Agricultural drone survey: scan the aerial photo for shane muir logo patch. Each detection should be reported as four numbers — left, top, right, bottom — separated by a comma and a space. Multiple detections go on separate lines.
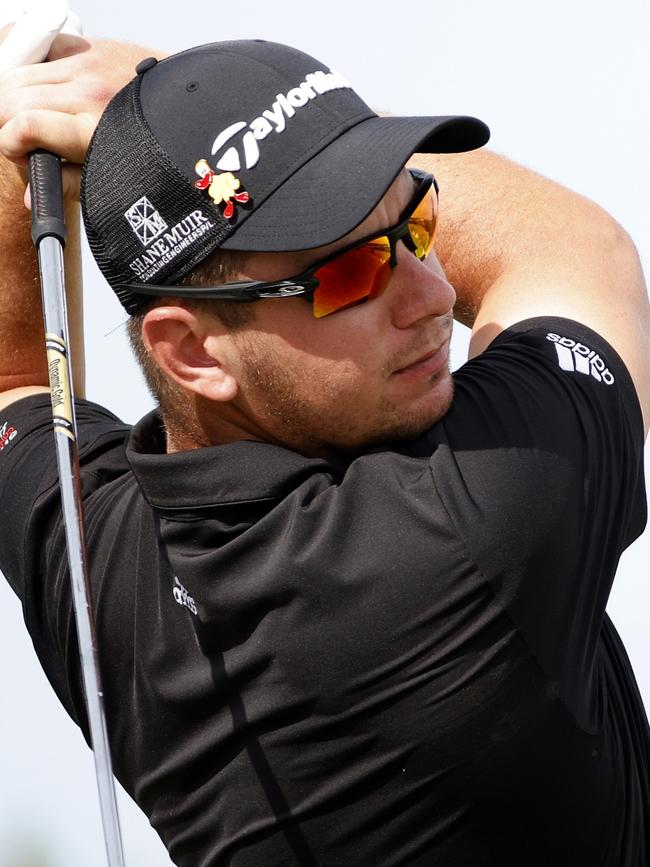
124, 196, 169, 247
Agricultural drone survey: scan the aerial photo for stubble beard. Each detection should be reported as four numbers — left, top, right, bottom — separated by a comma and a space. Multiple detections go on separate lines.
236, 337, 455, 457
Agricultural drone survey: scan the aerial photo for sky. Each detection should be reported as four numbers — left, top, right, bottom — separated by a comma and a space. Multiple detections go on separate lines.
0, 0, 648, 864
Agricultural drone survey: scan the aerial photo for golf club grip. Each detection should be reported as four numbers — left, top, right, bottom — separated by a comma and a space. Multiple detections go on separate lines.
29, 150, 67, 248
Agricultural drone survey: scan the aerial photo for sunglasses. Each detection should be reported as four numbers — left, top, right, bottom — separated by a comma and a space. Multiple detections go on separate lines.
122, 169, 438, 319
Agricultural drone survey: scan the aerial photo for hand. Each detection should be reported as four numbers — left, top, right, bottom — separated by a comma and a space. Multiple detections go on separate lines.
0, 28, 164, 199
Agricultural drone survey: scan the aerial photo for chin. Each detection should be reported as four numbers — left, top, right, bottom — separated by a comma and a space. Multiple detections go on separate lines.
395, 371, 454, 435
348, 375, 456, 452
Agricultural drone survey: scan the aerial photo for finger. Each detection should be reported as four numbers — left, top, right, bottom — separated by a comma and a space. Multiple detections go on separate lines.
0, 62, 118, 129
0, 108, 94, 164
0, 82, 78, 127
0, 38, 161, 94
0, 44, 146, 119
0, 42, 95, 92
0, 50, 87, 88
62, 161, 80, 200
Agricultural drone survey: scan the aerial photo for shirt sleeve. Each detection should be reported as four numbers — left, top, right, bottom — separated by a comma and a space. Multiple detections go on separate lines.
0, 395, 132, 724
420, 316, 647, 722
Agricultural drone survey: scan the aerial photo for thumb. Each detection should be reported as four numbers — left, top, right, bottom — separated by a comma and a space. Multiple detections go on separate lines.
0, 109, 94, 165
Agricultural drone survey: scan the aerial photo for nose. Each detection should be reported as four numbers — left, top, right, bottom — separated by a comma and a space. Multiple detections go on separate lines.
386, 242, 456, 329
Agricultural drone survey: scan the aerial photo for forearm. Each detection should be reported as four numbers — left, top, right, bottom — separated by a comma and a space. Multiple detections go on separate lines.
411, 147, 650, 432
0, 34, 166, 408
410, 148, 641, 325
0, 154, 83, 397
409, 149, 513, 326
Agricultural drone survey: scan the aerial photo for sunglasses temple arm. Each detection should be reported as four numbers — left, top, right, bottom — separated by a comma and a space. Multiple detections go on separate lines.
118, 278, 320, 302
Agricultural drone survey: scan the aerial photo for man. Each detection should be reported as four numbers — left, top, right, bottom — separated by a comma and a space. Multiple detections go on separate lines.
0, 31, 648, 867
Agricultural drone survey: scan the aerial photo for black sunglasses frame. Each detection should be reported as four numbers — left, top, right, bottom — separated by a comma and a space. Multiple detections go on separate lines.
119, 168, 438, 310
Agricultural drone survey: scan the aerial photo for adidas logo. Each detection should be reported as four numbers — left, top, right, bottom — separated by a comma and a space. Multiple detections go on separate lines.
173, 576, 198, 616
546, 333, 615, 385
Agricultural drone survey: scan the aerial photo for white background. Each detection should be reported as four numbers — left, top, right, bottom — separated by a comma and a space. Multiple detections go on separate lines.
0, 0, 648, 864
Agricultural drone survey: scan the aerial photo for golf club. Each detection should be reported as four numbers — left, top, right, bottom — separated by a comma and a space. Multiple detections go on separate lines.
0, 5, 126, 865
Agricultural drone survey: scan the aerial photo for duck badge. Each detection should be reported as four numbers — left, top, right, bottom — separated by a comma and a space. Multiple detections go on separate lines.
194, 159, 251, 220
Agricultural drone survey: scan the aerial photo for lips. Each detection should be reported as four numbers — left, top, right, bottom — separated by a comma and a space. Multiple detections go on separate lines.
393, 340, 450, 378
400, 349, 437, 371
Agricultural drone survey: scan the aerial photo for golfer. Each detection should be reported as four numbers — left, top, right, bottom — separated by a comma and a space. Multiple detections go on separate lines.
0, 31, 648, 867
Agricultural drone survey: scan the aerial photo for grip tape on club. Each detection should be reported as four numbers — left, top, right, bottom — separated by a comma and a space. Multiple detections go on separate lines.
29, 150, 67, 247
46, 333, 74, 439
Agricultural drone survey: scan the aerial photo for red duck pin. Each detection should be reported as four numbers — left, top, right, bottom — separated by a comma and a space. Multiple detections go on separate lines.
194, 159, 250, 220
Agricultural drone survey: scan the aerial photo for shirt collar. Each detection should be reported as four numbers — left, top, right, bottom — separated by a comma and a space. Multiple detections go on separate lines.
126, 410, 348, 513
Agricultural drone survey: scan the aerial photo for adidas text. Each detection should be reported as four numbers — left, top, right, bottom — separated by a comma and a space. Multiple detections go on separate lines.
546, 333, 615, 384
173, 576, 198, 616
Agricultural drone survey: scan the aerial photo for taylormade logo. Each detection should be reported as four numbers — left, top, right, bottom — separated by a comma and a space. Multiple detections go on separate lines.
546, 332, 615, 385
211, 69, 351, 172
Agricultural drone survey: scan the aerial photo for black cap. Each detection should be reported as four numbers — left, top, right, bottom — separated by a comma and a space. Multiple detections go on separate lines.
81, 40, 489, 314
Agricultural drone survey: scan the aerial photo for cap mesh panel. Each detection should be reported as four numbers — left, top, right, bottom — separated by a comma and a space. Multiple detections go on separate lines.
81, 75, 233, 314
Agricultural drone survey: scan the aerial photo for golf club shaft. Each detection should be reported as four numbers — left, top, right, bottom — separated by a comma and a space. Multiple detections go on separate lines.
30, 150, 125, 867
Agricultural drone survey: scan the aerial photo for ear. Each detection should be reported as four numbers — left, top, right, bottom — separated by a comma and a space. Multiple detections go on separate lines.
141, 305, 238, 402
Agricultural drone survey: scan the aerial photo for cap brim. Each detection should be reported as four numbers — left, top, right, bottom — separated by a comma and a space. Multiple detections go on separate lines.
220, 115, 489, 252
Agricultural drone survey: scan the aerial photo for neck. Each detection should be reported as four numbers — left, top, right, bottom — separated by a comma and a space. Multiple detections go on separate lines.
162, 394, 277, 454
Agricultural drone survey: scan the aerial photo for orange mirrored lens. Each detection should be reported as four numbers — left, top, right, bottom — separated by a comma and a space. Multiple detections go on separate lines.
408, 192, 437, 259
313, 240, 392, 318
311, 187, 437, 318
